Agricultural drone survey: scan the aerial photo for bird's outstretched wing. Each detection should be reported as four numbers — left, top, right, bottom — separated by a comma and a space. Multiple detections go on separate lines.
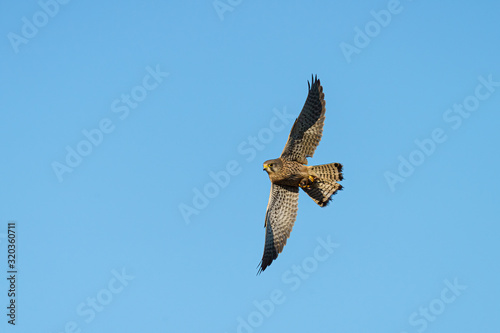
280, 75, 326, 164
258, 183, 299, 273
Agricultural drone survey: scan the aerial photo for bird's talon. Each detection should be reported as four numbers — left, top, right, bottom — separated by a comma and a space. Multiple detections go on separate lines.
299, 177, 315, 189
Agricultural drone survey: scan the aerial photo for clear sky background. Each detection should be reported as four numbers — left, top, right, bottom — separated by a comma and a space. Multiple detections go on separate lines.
1, 1, 500, 332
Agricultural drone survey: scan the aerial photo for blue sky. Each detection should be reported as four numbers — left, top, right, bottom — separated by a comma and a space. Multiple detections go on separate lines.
1, 1, 500, 332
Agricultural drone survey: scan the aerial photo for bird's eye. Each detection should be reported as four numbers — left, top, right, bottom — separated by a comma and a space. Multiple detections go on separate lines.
269, 164, 273, 167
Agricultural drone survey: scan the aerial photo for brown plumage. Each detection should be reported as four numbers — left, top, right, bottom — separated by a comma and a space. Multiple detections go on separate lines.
258, 75, 343, 274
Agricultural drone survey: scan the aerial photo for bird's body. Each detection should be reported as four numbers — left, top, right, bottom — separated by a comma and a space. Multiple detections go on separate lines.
263, 158, 309, 187
258, 75, 343, 273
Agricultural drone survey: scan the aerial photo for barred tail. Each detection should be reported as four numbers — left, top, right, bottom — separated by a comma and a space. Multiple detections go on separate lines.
310, 163, 343, 181
303, 163, 343, 207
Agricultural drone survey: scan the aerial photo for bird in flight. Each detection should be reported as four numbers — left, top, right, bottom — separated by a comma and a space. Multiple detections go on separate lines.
258, 75, 343, 273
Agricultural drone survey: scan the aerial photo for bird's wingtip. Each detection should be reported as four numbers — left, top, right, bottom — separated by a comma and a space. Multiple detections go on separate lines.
308, 74, 320, 90
256, 261, 265, 275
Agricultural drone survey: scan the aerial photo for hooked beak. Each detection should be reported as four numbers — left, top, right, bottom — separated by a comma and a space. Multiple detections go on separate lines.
263, 164, 269, 171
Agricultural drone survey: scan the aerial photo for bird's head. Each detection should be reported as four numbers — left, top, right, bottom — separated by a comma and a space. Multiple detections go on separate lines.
263, 159, 281, 174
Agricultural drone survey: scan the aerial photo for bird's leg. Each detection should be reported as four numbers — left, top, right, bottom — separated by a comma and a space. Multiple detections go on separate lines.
299, 175, 316, 188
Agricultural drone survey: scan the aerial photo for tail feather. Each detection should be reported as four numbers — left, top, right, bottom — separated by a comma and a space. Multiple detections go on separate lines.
310, 163, 343, 181
302, 180, 342, 207
303, 163, 343, 207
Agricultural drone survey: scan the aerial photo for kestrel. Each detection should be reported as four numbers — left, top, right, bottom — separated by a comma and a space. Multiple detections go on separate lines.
258, 75, 343, 273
